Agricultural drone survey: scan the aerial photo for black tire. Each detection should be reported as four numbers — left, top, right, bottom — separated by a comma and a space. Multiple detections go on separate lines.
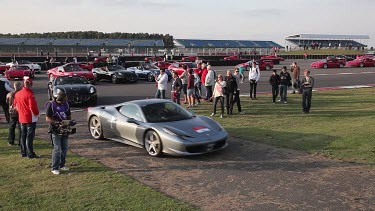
147, 73, 154, 82
89, 116, 104, 140
323, 64, 328, 69
339, 63, 344, 68
93, 72, 100, 81
111, 74, 118, 84
359, 63, 364, 68
144, 130, 163, 157
265, 65, 271, 70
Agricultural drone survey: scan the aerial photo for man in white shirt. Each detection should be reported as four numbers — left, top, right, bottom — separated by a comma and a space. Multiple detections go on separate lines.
155, 69, 168, 99
248, 62, 260, 100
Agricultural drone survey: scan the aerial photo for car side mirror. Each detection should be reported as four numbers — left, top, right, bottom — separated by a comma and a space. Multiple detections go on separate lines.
127, 118, 139, 125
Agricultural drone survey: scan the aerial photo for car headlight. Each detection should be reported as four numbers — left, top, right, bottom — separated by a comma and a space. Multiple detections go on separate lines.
163, 128, 192, 140
89, 87, 96, 94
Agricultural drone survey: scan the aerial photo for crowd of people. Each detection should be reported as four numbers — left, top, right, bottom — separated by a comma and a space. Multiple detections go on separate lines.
156, 61, 315, 115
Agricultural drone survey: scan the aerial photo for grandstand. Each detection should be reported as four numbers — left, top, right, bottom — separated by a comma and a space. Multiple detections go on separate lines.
174, 39, 282, 55
285, 34, 369, 49
0, 38, 165, 56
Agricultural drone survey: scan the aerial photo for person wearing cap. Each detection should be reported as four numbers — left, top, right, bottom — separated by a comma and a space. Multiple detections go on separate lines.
13, 78, 40, 158
6, 81, 22, 145
45, 89, 73, 175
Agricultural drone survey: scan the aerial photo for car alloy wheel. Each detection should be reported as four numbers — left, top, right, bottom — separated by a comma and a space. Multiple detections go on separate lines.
339, 63, 344, 68
147, 73, 154, 82
111, 74, 118, 84
89, 116, 104, 140
144, 130, 162, 157
360, 63, 364, 67
323, 64, 328, 69
265, 65, 270, 70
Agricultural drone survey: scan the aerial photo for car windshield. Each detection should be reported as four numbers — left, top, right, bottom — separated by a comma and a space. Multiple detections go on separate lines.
64, 64, 84, 72
185, 63, 197, 68
12, 66, 28, 70
18, 60, 32, 64
142, 102, 193, 123
55, 76, 89, 85
108, 65, 124, 71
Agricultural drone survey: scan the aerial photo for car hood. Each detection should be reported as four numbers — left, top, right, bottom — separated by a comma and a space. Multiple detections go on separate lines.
55, 84, 93, 95
152, 116, 224, 139
111, 69, 137, 74
65, 71, 94, 78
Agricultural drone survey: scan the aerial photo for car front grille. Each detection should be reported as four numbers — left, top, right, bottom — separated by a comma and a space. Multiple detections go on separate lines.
67, 95, 90, 103
186, 139, 226, 153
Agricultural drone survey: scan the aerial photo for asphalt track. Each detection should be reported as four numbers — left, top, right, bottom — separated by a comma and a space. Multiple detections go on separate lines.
1, 59, 375, 210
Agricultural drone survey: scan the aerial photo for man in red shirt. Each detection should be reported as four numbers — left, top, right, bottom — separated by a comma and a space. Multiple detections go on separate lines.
13, 78, 40, 158
200, 63, 208, 100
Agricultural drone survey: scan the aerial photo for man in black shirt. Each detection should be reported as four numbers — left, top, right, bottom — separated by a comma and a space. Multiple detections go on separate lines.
301, 69, 315, 113
279, 66, 291, 104
269, 69, 281, 104
225, 70, 237, 115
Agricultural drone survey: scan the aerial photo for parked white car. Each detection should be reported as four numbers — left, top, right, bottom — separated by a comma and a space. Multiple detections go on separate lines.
6, 60, 41, 73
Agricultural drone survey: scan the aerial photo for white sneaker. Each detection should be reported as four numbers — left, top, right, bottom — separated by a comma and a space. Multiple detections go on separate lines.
278, 99, 281, 102
51, 170, 60, 175
211, 113, 215, 116
220, 114, 223, 118
284, 101, 287, 104
60, 166, 69, 171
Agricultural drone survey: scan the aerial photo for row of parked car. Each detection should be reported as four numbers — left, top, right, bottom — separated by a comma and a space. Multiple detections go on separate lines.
311, 55, 375, 69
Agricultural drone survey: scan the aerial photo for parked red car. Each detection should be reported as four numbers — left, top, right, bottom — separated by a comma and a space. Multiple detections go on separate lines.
310, 58, 346, 68
261, 55, 285, 61
182, 56, 198, 62
77, 62, 94, 71
0, 62, 10, 74
5, 65, 35, 80
94, 57, 108, 63
145, 57, 163, 62
168, 62, 198, 75
224, 55, 240, 61
153, 61, 171, 70
47, 63, 96, 83
346, 58, 375, 67
235, 59, 273, 71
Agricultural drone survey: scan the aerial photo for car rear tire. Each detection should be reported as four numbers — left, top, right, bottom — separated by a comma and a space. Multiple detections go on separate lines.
144, 130, 162, 157
323, 64, 328, 69
111, 75, 118, 84
339, 63, 344, 68
359, 63, 364, 67
89, 116, 104, 140
147, 73, 154, 82
265, 65, 271, 70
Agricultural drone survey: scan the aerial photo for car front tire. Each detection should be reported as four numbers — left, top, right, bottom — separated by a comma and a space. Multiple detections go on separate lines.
89, 116, 104, 140
147, 73, 154, 82
265, 65, 271, 70
339, 63, 344, 68
323, 64, 328, 69
144, 130, 162, 157
111, 75, 118, 84
359, 63, 364, 67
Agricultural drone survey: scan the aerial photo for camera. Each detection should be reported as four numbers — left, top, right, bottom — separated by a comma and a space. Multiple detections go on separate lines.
49, 120, 77, 135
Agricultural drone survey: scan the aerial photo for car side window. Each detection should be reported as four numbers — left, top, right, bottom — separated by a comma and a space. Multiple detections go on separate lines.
119, 104, 143, 122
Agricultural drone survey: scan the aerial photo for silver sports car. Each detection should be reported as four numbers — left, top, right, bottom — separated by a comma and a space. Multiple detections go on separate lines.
87, 99, 228, 156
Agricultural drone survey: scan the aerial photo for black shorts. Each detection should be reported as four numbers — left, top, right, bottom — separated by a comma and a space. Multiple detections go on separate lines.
182, 84, 187, 95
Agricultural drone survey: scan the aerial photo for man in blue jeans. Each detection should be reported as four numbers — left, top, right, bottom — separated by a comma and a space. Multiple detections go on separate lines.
45, 90, 75, 175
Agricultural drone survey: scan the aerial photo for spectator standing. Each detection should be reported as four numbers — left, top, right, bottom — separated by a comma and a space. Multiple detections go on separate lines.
238, 66, 245, 83
171, 72, 182, 105
248, 62, 260, 100
155, 69, 168, 99
211, 74, 226, 118
179, 65, 188, 104
193, 71, 201, 105
64, 56, 69, 64
45, 56, 50, 70
194, 63, 203, 96
279, 66, 291, 104
186, 69, 195, 108
301, 69, 315, 113
13, 78, 40, 158
200, 63, 208, 99
233, 69, 244, 114
269, 69, 281, 104
6, 81, 22, 145
73, 56, 78, 63
225, 70, 237, 115
45, 90, 74, 175
204, 65, 215, 102
0, 78, 14, 123
290, 62, 301, 94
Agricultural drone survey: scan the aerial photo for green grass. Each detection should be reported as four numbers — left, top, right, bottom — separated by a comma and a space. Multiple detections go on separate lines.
0, 133, 196, 211
279, 49, 363, 55
193, 88, 375, 163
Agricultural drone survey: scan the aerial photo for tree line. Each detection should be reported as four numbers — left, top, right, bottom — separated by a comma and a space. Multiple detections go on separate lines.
0, 31, 174, 47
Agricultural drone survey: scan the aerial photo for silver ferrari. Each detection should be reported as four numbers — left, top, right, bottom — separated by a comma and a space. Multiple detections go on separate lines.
87, 99, 228, 156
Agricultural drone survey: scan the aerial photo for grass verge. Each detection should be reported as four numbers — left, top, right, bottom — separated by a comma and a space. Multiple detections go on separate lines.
193, 88, 375, 163
0, 130, 196, 211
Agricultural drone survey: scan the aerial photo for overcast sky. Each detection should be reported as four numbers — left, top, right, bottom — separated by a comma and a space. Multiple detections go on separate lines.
0, 0, 373, 47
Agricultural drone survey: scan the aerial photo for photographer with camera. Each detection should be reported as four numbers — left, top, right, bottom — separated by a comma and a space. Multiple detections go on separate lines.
45, 89, 76, 175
